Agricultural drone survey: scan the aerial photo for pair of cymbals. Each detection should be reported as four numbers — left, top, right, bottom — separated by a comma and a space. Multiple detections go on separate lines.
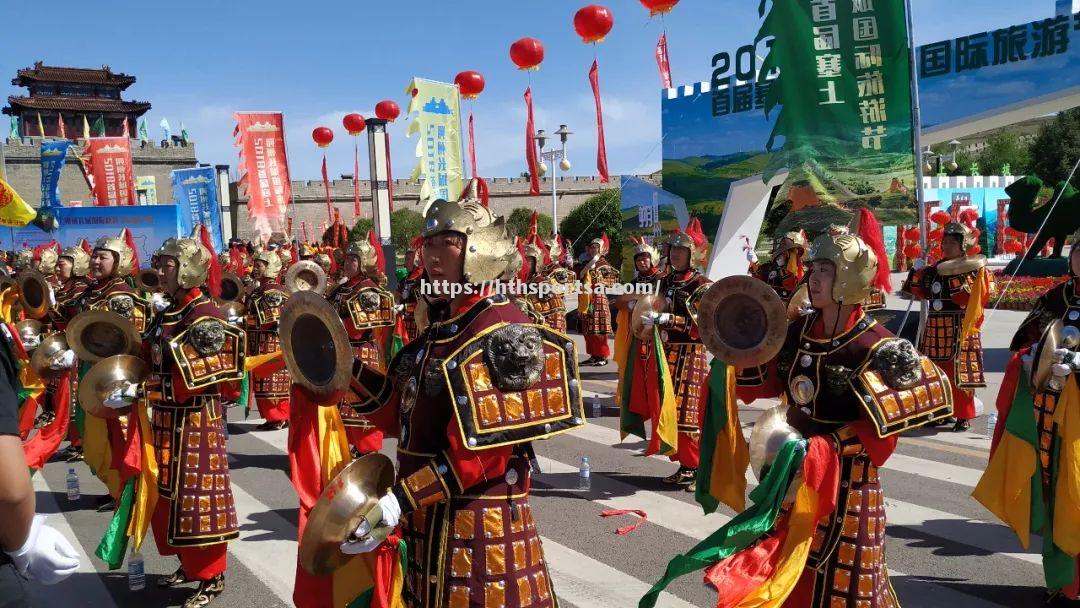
29, 333, 70, 381
65, 310, 141, 363
78, 355, 150, 419
284, 261, 328, 294
697, 275, 788, 369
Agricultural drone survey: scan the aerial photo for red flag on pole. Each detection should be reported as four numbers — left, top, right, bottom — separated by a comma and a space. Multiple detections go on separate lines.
353, 142, 361, 221
57, 113, 66, 139
524, 87, 540, 196
589, 60, 610, 184
321, 155, 333, 223
655, 32, 672, 89
122, 118, 130, 138
468, 112, 478, 179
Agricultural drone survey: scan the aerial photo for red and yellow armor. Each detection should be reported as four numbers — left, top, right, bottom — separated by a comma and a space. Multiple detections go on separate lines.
576, 258, 619, 337
244, 281, 290, 399
75, 277, 152, 333
397, 268, 424, 342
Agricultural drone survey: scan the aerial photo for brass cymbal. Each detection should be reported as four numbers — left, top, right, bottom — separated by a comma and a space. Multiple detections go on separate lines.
1032, 319, 1063, 393
786, 283, 810, 321
65, 310, 141, 363
279, 291, 351, 402
17, 270, 54, 320
629, 294, 666, 340
14, 319, 43, 344
299, 453, 396, 575
30, 333, 70, 380
219, 301, 246, 320
697, 275, 787, 368
135, 268, 161, 293
218, 272, 246, 303
934, 255, 987, 277
77, 354, 149, 419
284, 261, 328, 294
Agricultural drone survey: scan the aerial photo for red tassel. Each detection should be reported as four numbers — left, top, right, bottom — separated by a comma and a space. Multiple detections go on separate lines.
524, 87, 540, 197
476, 177, 490, 207
199, 225, 222, 299
121, 228, 139, 274
599, 509, 648, 535
527, 211, 539, 242
290, 242, 299, 265
600, 232, 610, 256
301, 222, 309, 244
854, 208, 891, 292
533, 234, 551, 267
368, 230, 385, 275
589, 60, 610, 183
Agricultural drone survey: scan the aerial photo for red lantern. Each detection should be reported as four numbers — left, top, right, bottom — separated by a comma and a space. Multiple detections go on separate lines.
639, 0, 679, 15
903, 227, 921, 241
574, 5, 615, 43
929, 228, 944, 241
930, 245, 943, 259
1004, 240, 1024, 254
959, 208, 978, 223
455, 71, 486, 100
510, 37, 545, 70
375, 100, 400, 122
312, 126, 334, 148
903, 244, 922, 259
342, 113, 366, 136
930, 210, 951, 225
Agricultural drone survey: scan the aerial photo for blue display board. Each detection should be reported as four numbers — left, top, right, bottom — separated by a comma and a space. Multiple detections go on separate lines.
7, 205, 182, 263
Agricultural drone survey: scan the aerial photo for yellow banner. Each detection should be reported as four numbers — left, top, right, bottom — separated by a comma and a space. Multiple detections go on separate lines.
0, 177, 38, 227
405, 78, 464, 208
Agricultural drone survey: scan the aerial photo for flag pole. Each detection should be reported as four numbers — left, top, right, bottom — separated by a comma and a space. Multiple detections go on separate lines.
901, 0, 928, 342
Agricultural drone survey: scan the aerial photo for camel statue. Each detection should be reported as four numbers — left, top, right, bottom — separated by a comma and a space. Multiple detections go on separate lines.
1003, 175, 1080, 260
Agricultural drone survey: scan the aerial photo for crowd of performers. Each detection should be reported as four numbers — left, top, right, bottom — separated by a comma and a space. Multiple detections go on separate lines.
3, 185, 1079, 607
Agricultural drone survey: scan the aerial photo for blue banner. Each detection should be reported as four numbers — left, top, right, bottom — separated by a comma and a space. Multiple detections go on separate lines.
39, 140, 70, 209
9, 205, 182, 263
171, 167, 223, 252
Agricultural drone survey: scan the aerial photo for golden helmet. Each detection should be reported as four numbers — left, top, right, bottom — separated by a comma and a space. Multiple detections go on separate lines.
313, 252, 333, 273
13, 249, 33, 272
421, 198, 517, 285
277, 248, 293, 270
36, 246, 59, 275
547, 235, 563, 264
60, 245, 90, 278
943, 222, 977, 249
523, 241, 544, 265
217, 252, 231, 267
589, 234, 610, 256
94, 232, 136, 277
253, 250, 283, 279
630, 236, 660, 267
156, 230, 214, 290
776, 231, 808, 255
806, 233, 878, 304
345, 239, 381, 278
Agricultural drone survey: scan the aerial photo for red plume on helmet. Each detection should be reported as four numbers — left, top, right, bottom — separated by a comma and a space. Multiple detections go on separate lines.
686, 218, 707, 249
199, 225, 222, 299
535, 235, 552, 267
515, 237, 530, 283
367, 230, 385, 275
121, 228, 140, 274
600, 232, 610, 256
80, 239, 92, 255
526, 211, 539, 242
32, 240, 59, 263
408, 235, 425, 269
853, 208, 891, 293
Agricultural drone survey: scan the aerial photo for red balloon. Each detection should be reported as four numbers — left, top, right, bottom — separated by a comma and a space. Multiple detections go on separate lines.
639, 0, 679, 16
312, 126, 334, 148
574, 5, 614, 44
903, 227, 921, 241
510, 37, 545, 70
455, 71, 486, 100
375, 100, 400, 122
930, 210, 951, 225
342, 113, 366, 136
903, 244, 922, 259
929, 228, 945, 241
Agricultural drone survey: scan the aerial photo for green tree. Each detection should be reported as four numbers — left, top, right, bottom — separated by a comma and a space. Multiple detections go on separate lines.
558, 189, 623, 269
1030, 108, 1080, 189
975, 131, 1032, 176
507, 208, 553, 239
346, 208, 424, 254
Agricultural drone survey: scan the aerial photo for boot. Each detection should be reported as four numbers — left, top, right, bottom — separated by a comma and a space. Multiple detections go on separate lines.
183, 574, 225, 608
157, 566, 190, 588
952, 419, 971, 432
662, 467, 694, 485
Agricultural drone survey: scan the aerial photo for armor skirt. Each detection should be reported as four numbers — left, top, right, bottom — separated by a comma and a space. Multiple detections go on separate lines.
248, 328, 290, 398
665, 342, 707, 432
339, 341, 384, 429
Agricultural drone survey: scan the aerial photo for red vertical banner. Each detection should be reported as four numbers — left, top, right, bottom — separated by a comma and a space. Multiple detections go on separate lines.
589, 60, 610, 184
86, 137, 136, 206
655, 32, 672, 89
353, 142, 361, 221
234, 112, 293, 241
468, 112, 478, 179
524, 87, 540, 196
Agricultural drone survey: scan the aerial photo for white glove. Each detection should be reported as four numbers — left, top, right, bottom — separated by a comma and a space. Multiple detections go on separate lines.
746, 250, 759, 264
393, 304, 405, 313
48, 289, 56, 307
339, 493, 402, 555
642, 312, 672, 328
1051, 363, 1073, 378
5, 515, 80, 585
20, 333, 41, 350
226, 314, 244, 325
150, 292, 170, 313
1021, 352, 1035, 375
49, 349, 76, 371
1055, 348, 1080, 370
103, 382, 138, 409
913, 258, 926, 271
627, 300, 636, 311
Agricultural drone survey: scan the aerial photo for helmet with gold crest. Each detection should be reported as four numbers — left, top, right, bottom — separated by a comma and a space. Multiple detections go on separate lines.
806, 209, 890, 305
942, 221, 978, 250
345, 231, 385, 279
629, 235, 660, 268
60, 242, 91, 278
155, 226, 220, 292
421, 184, 517, 285
94, 229, 138, 277
665, 218, 709, 269
33, 242, 60, 275
253, 249, 284, 280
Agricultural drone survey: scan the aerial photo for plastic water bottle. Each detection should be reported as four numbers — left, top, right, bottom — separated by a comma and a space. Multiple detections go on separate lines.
578, 457, 591, 491
591, 401, 601, 418
128, 550, 145, 591
66, 468, 80, 501
987, 411, 998, 438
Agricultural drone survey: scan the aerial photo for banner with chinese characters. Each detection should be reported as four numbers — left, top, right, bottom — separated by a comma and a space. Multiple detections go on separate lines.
234, 112, 292, 241
11, 205, 181, 262
135, 176, 157, 205
171, 167, 224, 251
405, 78, 464, 205
86, 137, 136, 207
39, 140, 70, 209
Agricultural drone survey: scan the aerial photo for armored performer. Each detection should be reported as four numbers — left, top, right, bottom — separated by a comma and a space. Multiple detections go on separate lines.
127, 230, 244, 608
532, 235, 573, 334
640, 225, 711, 491
736, 229, 953, 607
976, 238, 1080, 607
342, 196, 583, 607
397, 236, 425, 343
520, 237, 564, 330
244, 250, 291, 430
326, 232, 396, 456
576, 234, 620, 366
902, 221, 993, 431
750, 230, 807, 303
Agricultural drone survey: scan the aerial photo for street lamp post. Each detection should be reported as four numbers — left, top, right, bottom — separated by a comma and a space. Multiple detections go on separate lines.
534, 125, 572, 228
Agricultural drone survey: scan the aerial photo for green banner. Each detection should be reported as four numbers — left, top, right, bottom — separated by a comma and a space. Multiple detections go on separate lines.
755, 0, 917, 230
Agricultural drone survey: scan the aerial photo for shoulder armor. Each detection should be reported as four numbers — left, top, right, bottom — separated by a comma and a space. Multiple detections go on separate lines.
853, 338, 953, 437
108, 294, 134, 316
167, 316, 245, 389
445, 323, 584, 450
253, 289, 288, 325
345, 286, 396, 329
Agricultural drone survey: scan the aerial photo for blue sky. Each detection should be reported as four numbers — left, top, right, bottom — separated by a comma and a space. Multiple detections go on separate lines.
2, 0, 1057, 182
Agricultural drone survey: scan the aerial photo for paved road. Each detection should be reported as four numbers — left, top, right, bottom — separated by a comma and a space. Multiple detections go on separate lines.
26, 289, 1048, 608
